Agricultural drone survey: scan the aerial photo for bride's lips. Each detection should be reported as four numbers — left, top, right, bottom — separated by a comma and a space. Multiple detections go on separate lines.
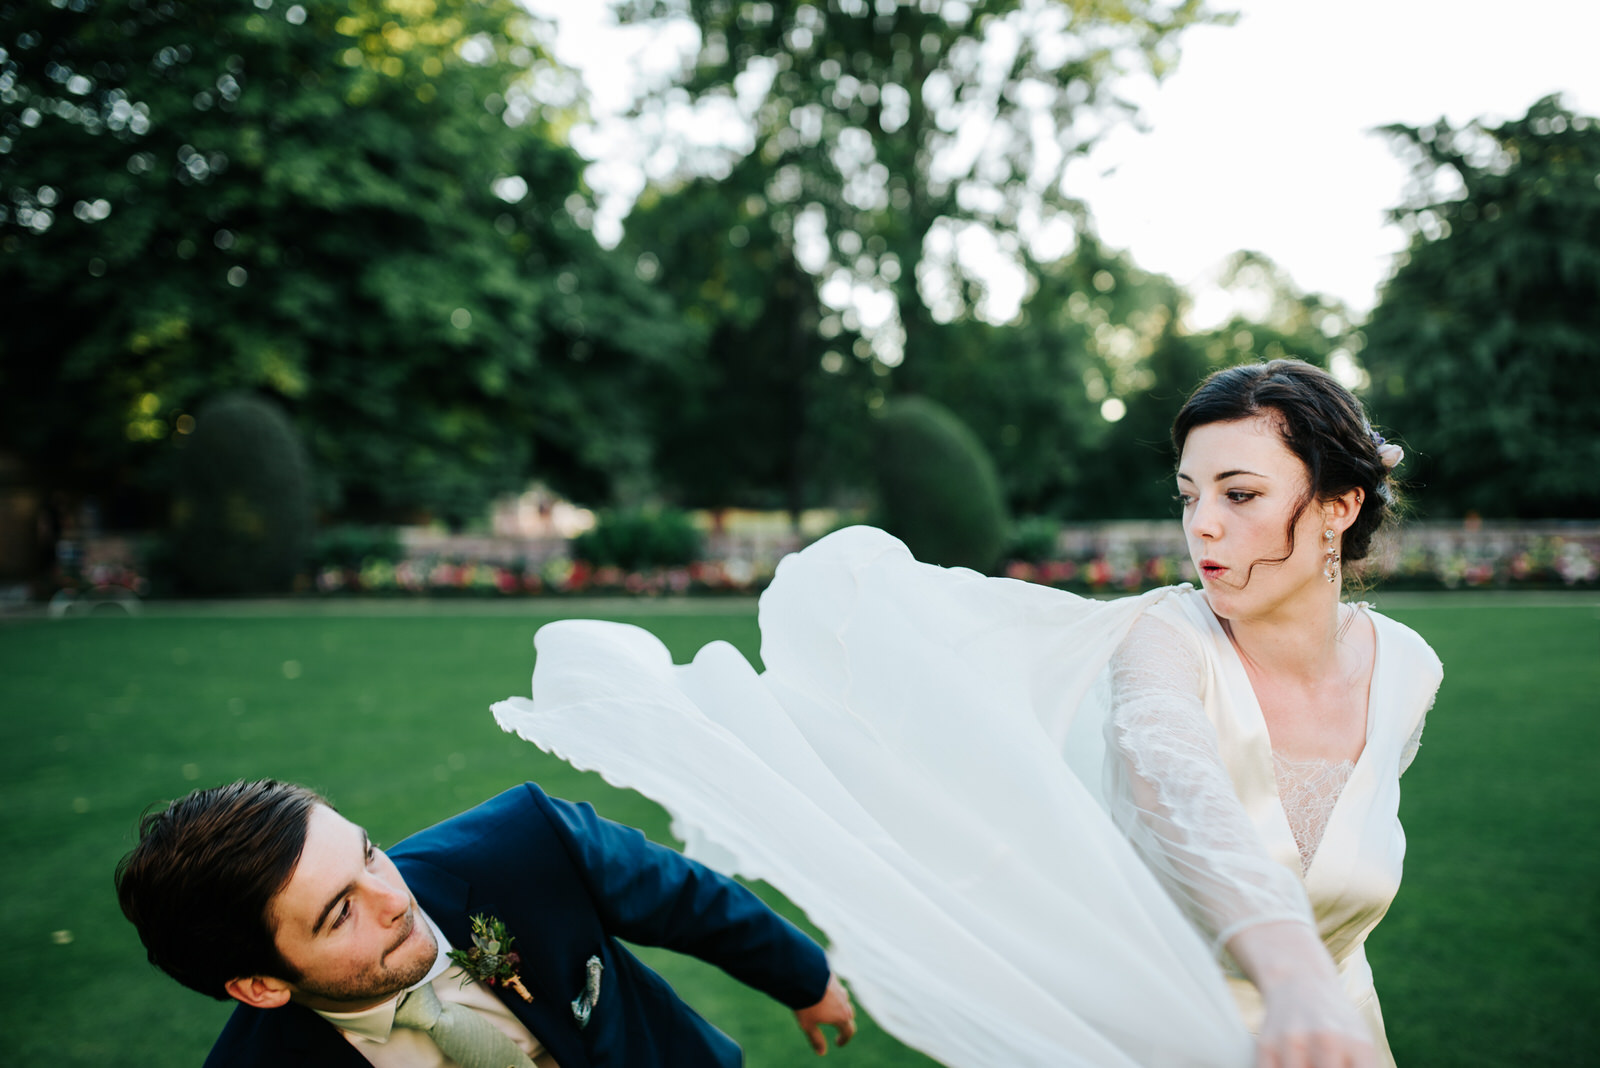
1199, 559, 1228, 580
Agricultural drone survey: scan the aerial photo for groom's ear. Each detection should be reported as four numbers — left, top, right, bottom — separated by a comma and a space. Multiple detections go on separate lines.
224, 974, 294, 1009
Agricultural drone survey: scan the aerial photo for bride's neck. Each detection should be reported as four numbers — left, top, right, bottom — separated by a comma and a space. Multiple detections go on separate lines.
1218, 591, 1346, 683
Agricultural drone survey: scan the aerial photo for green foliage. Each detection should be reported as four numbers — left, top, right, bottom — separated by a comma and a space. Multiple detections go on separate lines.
625, 165, 876, 515
1362, 95, 1600, 518
570, 507, 702, 571
1068, 248, 1361, 521
613, 0, 1221, 521
313, 524, 402, 570
1005, 515, 1063, 564
620, 0, 1221, 362
0, 0, 691, 524
906, 236, 1211, 520
872, 396, 1008, 572
168, 391, 312, 594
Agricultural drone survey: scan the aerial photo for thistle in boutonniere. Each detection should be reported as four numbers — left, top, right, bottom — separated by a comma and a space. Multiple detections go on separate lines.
448, 914, 533, 1002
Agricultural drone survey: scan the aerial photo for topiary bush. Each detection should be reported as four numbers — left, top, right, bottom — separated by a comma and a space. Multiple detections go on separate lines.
1007, 515, 1065, 563
169, 392, 313, 595
872, 396, 1010, 573
570, 508, 702, 571
313, 525, 403, 571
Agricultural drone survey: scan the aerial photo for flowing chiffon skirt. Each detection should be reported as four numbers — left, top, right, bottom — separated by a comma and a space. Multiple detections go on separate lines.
493, 526, 1254, 1067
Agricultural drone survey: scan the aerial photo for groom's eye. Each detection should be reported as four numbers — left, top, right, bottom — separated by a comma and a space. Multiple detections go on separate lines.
332, 899, 352, 930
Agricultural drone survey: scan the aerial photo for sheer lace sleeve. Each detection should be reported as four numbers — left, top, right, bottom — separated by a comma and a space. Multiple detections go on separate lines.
1105, 612, 1314, 955
1399, 707, 1429, 776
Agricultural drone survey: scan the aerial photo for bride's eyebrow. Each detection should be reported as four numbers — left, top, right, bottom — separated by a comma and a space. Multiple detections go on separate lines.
1176, 469, 1269, 485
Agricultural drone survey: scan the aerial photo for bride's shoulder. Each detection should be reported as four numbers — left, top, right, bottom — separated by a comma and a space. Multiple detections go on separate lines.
1142, 584, 1214, 635
1117, 586, 1212, 663
1361, 604, 1445, 685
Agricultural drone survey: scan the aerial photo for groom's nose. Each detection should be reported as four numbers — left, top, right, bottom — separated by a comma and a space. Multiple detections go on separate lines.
365, 871, 411, 925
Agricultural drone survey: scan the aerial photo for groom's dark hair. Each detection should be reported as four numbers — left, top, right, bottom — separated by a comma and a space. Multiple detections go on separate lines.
115, 779, 327, 999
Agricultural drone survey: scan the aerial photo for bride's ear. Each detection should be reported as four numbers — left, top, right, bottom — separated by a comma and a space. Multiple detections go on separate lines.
1322, 488, 1364, 535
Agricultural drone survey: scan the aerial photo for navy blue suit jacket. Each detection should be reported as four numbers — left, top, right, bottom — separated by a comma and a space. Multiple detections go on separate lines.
203, 783, 831, 1067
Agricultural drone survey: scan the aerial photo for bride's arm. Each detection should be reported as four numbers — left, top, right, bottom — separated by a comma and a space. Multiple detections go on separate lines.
1106, 613, 1373, 1068
1226, 920, 1373, 1068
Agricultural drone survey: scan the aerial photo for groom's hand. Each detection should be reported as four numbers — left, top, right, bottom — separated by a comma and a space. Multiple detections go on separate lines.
794, 973, 856, 1055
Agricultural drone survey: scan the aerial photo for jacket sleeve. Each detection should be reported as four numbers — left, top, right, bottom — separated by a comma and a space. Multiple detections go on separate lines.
527, 783, 831, 1010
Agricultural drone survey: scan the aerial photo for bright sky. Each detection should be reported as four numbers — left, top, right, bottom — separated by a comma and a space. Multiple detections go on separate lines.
531, 0, 1600, 323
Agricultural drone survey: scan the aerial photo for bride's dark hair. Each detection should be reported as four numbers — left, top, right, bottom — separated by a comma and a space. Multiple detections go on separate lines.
1171, 359, 1398, 574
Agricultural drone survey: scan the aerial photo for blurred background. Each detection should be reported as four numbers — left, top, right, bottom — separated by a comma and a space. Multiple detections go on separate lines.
2, 0, 1597, 598
1, 1, 1597, 1065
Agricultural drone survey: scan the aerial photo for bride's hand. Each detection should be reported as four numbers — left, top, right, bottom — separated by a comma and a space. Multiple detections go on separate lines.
1226, 921, 1376, 1068
1255, 973, 1376, 1068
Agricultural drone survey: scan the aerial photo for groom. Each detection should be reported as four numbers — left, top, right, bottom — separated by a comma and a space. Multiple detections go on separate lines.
116, 779, 855, 1067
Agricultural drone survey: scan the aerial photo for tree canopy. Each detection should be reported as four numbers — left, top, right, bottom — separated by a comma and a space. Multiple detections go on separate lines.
619, 0, 1220, 358
5, 0, 1590, 548
1362, 95, 1600, 518
608, 0, 1225, 519
0, 0, 690, 525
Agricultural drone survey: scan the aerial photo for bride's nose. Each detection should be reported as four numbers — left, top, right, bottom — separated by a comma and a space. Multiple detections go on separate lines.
1187, 494, 1221, 540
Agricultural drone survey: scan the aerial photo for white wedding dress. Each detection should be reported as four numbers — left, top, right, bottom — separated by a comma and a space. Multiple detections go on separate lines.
493, 527, 1442, 1067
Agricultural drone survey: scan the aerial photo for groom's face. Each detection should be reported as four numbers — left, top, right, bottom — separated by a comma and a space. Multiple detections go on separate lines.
266, 804, 438, 1010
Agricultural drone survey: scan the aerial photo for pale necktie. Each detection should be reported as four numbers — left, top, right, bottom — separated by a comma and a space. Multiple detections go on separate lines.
393, 982, 536, 1068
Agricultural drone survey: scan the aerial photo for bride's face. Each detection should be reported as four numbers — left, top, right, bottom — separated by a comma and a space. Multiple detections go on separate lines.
1176, 414, 1327, 618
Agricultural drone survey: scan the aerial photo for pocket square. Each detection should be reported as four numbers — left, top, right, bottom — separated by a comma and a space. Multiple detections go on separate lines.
570, 955, 603, 1028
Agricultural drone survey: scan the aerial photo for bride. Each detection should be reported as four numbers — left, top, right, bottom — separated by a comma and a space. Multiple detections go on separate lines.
495, 360, 1442, 1068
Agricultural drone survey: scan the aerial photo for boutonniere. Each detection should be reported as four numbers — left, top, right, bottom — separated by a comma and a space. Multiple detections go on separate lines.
447, 914, 533, 1002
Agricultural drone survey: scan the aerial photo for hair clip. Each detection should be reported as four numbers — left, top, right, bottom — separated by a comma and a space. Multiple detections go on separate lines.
1368, 428, 1404, 469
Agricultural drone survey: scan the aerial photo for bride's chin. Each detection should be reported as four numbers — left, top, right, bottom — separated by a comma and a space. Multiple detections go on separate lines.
1199, 582, 1255, 620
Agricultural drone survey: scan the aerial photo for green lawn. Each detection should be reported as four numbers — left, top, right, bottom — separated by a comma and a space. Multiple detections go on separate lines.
0, 597, 1593, 1066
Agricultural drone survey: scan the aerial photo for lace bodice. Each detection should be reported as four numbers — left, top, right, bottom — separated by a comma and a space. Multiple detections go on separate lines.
1272, 713, 1427, 875
1272, 753, 1354, 873
1105, 596, 1436, 967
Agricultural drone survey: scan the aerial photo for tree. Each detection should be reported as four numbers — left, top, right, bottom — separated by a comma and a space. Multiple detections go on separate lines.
0, 0, 690, 527
1361, 95, 1600, 518
168, 391, 313, 594
621, 157, 878, 516
601, 0, 1221, 520
873, 394, 1008, 571
910, 232, 1202, 519
618, 0, 1219, 364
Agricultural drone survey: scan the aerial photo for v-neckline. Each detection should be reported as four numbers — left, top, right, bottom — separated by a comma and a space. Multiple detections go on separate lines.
1197, 598, 1384, 879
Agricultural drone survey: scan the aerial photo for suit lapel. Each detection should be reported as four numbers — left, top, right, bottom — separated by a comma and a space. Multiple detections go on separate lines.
398, 856, 589, 1068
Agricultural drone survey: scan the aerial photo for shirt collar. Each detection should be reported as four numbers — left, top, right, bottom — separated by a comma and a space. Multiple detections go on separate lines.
310, 909, 452, 1043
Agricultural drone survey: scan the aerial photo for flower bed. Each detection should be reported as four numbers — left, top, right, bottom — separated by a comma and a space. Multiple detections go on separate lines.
308, 555, 771, 598
55, 521, 1600, 601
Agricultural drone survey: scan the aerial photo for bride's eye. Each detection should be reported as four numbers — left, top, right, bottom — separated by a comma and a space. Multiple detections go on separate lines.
1225, 490, 1258, 503
1174, 493, 1194, 507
